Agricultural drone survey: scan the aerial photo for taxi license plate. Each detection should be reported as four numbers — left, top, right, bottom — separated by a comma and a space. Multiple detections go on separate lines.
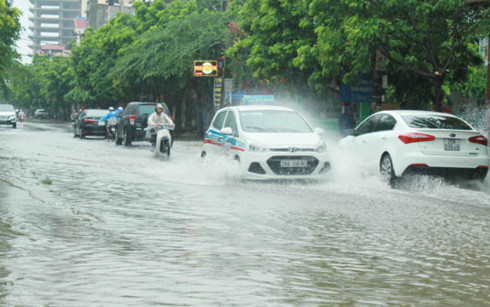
98, 121, 105, 126
444, 139, 460, 151
280, 160, 307, 167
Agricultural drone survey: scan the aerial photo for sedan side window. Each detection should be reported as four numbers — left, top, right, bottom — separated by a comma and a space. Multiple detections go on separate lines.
355, 115, 378, 136
377, 114, 397, 131
224, 111, 238, 136
212, 111, 227, 130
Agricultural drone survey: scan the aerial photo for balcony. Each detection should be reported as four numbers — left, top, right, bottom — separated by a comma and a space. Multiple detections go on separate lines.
29, 26, 60, 33
29, 0, 79, 4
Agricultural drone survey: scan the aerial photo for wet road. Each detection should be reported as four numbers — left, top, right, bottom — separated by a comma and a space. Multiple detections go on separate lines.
0, 121, 489, 306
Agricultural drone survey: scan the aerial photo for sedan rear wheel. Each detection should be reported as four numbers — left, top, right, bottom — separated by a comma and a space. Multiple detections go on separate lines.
380, 154, 395, 185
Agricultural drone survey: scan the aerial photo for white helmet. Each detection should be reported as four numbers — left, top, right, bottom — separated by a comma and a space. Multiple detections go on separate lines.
109, 106, 115, 111
155, 103, 164, 111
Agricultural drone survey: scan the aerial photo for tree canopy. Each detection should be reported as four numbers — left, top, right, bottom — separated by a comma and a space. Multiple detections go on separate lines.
306, 0, 489, 110
0, 0, 21, 92
4, 0, 489, 124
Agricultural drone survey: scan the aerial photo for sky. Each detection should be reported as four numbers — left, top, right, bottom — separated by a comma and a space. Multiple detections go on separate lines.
13, 0, 32, 64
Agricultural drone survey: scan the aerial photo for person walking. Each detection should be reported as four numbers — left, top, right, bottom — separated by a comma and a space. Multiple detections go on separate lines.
338, 106, 355, 137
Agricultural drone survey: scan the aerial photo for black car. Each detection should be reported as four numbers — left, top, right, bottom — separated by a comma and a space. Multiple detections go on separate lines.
73, 109, 108, 139
116, 102, 171, 146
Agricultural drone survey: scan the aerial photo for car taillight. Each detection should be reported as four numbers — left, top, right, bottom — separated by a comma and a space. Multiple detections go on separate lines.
398, 133, 435, 144
84, 119, 95, 123
468, 135, 488, 146
130, 115, 136, 125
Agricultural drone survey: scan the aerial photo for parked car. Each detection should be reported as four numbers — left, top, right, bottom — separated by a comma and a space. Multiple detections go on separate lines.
0, 104, 17, 128
339, 110, 489, 183
73, 109, 108, 139
116, 102, 171, 146
201, 105, 331, 180
33, 109, 49, 119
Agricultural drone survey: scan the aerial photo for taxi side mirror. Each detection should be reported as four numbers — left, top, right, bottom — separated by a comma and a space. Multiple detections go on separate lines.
221, 127, 233, 135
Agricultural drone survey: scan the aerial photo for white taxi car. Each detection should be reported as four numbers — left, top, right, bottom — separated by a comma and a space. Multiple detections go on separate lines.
339, 110, 489, 183
202, 105, 331, 179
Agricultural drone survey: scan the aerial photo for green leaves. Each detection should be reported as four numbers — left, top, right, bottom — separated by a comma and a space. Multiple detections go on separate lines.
0, 0, 21, 90
5, 0, 487, 115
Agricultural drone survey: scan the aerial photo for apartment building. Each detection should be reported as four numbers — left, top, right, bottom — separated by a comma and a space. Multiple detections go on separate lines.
28, 0, 81, 52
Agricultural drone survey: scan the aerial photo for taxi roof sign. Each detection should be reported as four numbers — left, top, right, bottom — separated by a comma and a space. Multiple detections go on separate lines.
194, 60, 218, 77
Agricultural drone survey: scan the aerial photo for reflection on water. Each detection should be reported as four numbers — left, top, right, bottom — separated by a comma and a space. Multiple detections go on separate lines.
0, 122, 488, 306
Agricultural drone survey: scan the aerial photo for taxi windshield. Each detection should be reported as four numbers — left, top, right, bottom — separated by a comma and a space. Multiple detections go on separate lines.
239, 110, 312, 133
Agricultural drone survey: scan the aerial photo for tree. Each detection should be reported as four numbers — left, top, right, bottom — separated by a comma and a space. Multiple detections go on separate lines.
3, 61, 43, 110
35, 55, 74, 119
0, 0, 21, 92
306, 0, 490, 110
111, 4, 231, 130
451, 63, 487, 104
227, 0, 321, 100
70, 13, 137, 106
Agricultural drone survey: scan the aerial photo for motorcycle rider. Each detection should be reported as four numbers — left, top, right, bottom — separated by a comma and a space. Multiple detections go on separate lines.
114, 107, 124, 119
101, 107, 116, 138
101, 106, 115, 122
147, 103, 174, 148
18, 109, 25, 121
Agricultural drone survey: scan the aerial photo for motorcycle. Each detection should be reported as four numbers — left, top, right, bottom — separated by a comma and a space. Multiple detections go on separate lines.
106, 116, 118, 142
145, 124, 174, 158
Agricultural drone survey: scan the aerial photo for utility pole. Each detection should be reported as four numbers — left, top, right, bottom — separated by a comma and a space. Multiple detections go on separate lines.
486, 39, 490, 109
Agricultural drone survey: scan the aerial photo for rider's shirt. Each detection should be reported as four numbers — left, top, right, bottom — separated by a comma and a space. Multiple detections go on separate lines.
148, 112, 174, 128
107, 116, 118, 125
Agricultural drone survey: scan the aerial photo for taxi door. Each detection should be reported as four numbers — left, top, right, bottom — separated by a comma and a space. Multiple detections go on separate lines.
221, 109, 242, 157
204, 109, 228, 155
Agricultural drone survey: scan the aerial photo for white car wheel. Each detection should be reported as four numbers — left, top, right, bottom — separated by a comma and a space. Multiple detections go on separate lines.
380, 154, 395, 184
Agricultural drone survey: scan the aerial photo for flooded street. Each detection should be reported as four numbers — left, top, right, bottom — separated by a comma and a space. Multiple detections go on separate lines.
0, 121, 489, 306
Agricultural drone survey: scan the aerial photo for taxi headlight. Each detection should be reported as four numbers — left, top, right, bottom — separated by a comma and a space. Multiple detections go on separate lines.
248, 141, 269, 153
315, 141, 327, 153
8, 115, 16, 121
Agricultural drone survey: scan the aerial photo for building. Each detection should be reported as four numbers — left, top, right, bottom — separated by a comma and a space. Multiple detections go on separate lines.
28, 0, 82, 53
86, 0, 136, 30
74, 16, 88, 46
36, 44, 71, 57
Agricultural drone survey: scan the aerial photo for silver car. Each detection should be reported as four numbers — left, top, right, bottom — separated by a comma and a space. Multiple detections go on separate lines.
0, 104, 17, 128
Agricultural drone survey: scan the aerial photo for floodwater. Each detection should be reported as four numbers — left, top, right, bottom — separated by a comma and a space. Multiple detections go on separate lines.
0, 121, 489, 306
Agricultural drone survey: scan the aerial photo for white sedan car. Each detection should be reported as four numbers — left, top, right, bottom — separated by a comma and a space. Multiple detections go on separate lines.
202, 105, 331, 179
339, 110, 489, 183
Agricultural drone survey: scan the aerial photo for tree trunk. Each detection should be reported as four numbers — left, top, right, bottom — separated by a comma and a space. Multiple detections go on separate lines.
175, 91, 183, 133
433, 77, 443, 112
